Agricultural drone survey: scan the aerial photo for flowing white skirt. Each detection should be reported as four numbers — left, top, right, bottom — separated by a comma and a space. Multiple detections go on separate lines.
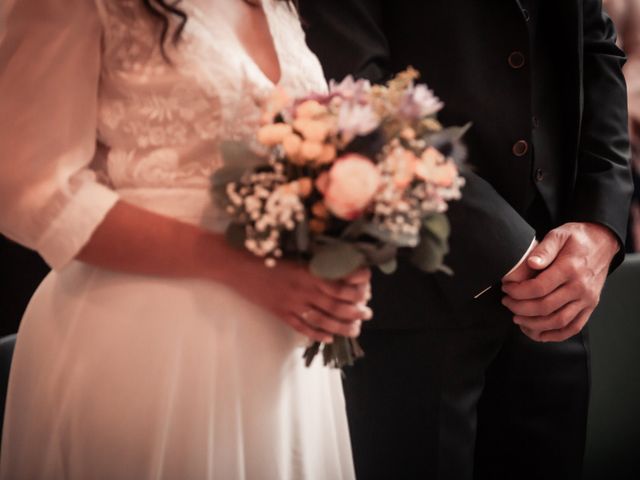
0, 260, 354, 479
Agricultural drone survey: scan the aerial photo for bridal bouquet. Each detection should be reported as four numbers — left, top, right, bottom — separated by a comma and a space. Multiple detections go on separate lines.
212, 68, 467, 368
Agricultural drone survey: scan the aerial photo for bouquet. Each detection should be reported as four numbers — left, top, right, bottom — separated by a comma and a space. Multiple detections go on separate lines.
212, 68, 467, 368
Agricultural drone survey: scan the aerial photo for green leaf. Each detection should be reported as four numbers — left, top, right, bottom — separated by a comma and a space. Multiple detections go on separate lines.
340, 218, 368, 240
354, 242, 398, 265
211, 141, 268, 190
211, 165, 248, 189
220, 140, 266, 169
378, 258, 398, 275
225, 223, 246, 250
295, 221, 310, 252
310, 241, 366, 280
410, 229, 450, 273
422, 213, 450, 242
361, 222, 419, 247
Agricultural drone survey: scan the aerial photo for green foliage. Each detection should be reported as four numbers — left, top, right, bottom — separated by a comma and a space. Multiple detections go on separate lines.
360, 222, 419, 248
211, 141, 268, 209
310, 241, 366, 280
225, 223, 247, 250
410, 213, 451, 273
378, 258, 398, 274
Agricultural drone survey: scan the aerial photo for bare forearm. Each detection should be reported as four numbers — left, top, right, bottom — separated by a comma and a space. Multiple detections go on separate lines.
77, 201, 251, 283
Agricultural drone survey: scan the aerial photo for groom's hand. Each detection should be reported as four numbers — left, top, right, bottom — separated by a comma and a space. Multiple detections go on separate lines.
501, 222, 620, 342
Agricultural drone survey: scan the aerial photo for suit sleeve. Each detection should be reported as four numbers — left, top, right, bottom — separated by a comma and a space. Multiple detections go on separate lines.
569, 0, 633, 268
300, 0, 535, 300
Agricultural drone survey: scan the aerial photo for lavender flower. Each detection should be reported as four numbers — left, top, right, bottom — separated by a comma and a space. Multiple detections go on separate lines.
398, 84, 443, 120
329, 75, 372, 102
337, 101, 380, 144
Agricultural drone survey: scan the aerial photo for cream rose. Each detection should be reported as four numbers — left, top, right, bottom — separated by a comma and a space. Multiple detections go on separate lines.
257, 123, 293, 146
416, 147, 458, 187
319, 154, 381, 220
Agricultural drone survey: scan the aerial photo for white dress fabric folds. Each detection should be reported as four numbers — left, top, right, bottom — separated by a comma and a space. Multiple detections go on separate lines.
0, 0, 355, 478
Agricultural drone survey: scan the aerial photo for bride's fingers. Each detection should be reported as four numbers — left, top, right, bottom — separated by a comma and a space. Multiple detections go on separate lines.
341, 268, 372, 286
284, 313, 333, 343
298, 308, 362, 338
309, 294, 372, 323
315, 281, 369, 304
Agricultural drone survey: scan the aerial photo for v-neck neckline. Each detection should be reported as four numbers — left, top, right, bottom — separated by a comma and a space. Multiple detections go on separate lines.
239, 0, 283, 86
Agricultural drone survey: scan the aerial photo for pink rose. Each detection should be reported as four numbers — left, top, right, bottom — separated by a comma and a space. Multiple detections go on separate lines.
318, 154, 381, 220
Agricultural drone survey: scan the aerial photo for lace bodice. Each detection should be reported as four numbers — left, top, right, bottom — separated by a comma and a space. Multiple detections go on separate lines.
0, 0, 328, 268
96, 0, 327, 190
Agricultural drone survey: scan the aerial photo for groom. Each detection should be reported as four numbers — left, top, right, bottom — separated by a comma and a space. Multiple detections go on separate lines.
300, 1, 633, 479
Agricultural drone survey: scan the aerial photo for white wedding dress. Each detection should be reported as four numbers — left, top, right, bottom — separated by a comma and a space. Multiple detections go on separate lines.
0, 0, 355, 478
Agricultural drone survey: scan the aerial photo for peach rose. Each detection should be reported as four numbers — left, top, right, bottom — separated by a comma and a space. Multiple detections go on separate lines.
416, 147, 458, 187
300, 140, 324, 160
386, 146, 418, 189
319, 154, 382, 220
296, 100, 328, 119
293, 118, 330, 143
257, 123, 293, 146
317, 144, 337, 164
282, 133, 303, 157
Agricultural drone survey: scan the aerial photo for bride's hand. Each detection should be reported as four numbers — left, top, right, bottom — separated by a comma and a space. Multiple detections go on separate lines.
231, 259, 372, 343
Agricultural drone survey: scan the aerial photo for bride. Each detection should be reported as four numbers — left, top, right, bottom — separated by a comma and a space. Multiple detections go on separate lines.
0, 0, 371, 478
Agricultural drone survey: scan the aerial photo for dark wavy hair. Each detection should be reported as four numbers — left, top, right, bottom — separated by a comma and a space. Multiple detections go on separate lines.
141, 0, 296, 60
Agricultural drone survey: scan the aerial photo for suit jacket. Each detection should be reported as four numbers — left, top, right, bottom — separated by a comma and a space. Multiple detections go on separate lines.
299, 0, 633, 328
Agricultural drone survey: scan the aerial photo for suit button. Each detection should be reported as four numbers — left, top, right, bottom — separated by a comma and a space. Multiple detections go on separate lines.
522, 9, 531, 21
508, 51, 526, 69
535, 168, 545, 182
512, 140, 529, 157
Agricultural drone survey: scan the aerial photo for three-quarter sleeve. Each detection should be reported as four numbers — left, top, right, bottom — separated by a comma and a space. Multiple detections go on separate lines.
0, 0, 119, 269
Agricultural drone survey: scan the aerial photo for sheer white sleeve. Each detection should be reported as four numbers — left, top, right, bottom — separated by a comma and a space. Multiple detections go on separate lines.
0, 0, 118, 269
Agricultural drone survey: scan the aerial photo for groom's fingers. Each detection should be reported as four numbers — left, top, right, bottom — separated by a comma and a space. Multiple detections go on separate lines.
526, 228, 569, 270
537, 308, 592, 342
512, 300, 583, 332
502, 282, 579, 316
502, 262, 568, 301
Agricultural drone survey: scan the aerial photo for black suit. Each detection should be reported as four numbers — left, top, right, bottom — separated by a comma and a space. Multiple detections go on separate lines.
299, 1, 633, 478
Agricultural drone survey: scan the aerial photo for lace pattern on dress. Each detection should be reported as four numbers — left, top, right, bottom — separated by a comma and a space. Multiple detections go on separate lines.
92, 0, 328, 193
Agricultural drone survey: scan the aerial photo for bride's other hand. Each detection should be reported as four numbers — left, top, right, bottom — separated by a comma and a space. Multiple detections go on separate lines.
230, 260, 372, 343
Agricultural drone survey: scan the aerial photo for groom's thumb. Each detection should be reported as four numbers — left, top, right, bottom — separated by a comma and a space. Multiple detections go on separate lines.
527, 229, 566, 270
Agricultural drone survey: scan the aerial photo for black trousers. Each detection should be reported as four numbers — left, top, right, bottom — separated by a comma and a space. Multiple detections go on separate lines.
342, 288, 590, 480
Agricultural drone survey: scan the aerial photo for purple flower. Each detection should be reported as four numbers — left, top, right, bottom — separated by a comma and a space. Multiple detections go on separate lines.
329, 75, 372, 102
399, 84, 443, 120
337, 101, 380, 143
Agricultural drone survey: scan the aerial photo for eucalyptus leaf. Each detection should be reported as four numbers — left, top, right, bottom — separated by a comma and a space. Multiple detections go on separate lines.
211, 165, 249, 189
438, 264, 454, 276
422, 213, 450, 243
340, 219, 368, 240
295, 221, 310, 252
362, 222, 419, 248
310, 242, 366, 280
354, 242, 398, 265
220, 140, 266, 169
422, 123, 472, 154
378, 258, 398, 275
410, 229, 450, 273
225, 223, 247, 250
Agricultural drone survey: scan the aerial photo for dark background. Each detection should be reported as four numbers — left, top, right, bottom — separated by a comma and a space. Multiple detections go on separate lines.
0, 236, 49, 337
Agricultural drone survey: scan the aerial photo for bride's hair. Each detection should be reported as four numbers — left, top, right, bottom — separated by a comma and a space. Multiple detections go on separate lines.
142, 0, 296, 60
